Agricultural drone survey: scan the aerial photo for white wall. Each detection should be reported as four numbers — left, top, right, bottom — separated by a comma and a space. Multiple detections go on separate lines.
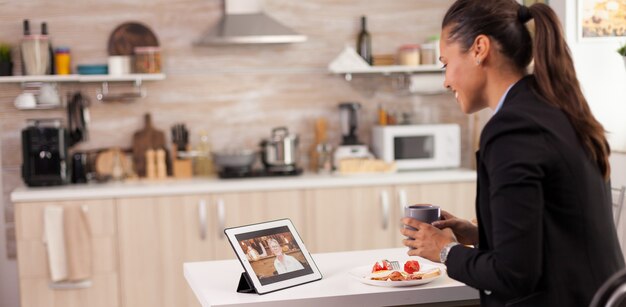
610, 153, 626, 257
551, 0, 626, 151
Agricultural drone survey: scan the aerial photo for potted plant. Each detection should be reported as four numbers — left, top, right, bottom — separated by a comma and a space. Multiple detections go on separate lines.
0, 43, 13, 76
619, 42, 626, 70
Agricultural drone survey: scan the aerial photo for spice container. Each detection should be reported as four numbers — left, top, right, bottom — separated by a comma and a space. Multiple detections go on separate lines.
398, 44, 420, 66
54, 47, 71, 75
133, 46, 161, 73
421, 43, 438, 65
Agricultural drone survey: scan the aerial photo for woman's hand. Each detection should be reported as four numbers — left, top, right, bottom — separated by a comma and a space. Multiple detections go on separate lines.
431, 210, 479, 246
401, 218, 457, 262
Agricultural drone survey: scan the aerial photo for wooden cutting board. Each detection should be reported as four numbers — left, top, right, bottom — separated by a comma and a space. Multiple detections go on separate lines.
108, 22, 160, 56
132, 113, 166, 177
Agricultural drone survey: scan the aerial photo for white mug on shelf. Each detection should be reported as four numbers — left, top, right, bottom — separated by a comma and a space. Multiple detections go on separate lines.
108, 56, 131, 75
37, 83, 61, 106
14, 92, 37, 109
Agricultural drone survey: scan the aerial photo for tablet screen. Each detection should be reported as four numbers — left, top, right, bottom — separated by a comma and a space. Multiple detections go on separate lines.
235, 225, 314, 285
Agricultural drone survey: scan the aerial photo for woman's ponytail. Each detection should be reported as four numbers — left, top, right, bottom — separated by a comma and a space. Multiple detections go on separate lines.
528, 3, 611, 180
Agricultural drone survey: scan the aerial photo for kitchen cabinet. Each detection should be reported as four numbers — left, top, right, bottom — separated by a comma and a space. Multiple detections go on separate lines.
14, 199, 120, 307
12, 173, 476, 307
305, 182, 476, 253
304, 185, 401, 253
395, 182, 476, 219
116, 195, 207, 307
393, 182, 476, 243
116, 189, 306, 307
213, 190, 307, 259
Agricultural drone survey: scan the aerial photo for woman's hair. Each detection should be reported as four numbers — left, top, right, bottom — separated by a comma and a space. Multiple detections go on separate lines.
442, 0, 611, 180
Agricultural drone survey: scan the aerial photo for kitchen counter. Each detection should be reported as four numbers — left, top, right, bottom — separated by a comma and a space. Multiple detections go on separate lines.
184, 247, 480, 307
11, 169, 476, 202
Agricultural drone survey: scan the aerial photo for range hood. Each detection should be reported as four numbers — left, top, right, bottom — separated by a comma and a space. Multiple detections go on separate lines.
196, 0, 307, 45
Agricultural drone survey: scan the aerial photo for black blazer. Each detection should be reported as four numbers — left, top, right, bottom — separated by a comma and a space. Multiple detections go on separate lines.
446, 76, 624, 307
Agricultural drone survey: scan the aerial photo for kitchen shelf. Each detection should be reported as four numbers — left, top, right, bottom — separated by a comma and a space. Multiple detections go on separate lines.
15, 104, 65, 111
0, 73, 166, 84
328, 46, 444, 84
329, 64, 443, 75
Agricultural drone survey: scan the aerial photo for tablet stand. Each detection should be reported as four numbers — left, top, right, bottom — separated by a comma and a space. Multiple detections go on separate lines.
236, 272, 257, 294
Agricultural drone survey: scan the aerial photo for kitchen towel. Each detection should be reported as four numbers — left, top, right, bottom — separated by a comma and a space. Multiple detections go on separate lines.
63, 206, 92, 281
43, 206, 68, 282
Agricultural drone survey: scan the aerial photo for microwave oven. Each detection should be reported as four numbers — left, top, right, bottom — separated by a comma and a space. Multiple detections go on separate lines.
372, 124, 461, 170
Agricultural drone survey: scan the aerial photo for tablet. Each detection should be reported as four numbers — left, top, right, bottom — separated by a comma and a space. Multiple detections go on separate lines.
224, 219, 322, 294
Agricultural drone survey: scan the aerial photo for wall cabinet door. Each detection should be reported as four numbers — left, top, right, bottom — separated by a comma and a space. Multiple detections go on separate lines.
212, 190, 306, 260
117, 195, 210, 307
304, 186, 400, 253
15, 199, 119, 307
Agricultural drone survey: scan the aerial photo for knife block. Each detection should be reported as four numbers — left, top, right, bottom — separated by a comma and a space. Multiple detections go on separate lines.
172, 145, 193, 178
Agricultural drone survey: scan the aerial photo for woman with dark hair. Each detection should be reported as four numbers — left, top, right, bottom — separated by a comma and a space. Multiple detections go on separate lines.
400, 0, 624, 306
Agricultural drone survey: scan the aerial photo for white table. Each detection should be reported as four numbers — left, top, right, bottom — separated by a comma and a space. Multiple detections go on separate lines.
184, 248, 480, 307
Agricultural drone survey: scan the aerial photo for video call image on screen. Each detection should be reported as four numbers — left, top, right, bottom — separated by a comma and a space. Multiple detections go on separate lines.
236, 226, 313, 285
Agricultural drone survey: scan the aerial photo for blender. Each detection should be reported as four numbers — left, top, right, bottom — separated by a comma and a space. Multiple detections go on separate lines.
333, 102, 373, 169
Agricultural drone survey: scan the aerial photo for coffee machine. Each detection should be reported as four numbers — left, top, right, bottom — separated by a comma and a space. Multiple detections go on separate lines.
333, 102, 373, 169
22, 119, 69, 186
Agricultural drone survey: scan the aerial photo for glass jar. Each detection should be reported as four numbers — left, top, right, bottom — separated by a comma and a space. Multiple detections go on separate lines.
398, 44, 421, 66
420, 43, 438, 65
133, 46, 161, 73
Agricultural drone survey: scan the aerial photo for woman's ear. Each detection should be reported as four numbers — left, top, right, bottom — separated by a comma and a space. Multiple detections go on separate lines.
472, 34, 491, 65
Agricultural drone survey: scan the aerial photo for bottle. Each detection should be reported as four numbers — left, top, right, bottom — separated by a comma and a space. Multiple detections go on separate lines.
41, 22, 55, 75
193, 130, 214, 176
21, 20, 30, 74
23, 19, 30, 36
356, 16, 372, 65
54, 47, 71, 75
378, 104, 387, 126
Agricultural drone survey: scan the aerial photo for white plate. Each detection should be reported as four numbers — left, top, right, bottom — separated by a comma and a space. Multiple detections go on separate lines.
348, 260, 444, 287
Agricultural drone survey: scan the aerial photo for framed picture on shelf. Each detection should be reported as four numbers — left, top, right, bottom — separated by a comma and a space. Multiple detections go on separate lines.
578, 0, 626, 41
522, 0, 549, 5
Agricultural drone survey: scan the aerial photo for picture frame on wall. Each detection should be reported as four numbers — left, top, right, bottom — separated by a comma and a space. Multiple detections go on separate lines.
578, 0, 626, 41
522, 0, 549, 5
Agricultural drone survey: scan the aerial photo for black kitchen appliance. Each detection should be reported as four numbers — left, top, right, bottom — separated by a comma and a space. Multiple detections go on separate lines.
71, 152, 88, 184
338, 102, 361, 145
21, 119, 69, 186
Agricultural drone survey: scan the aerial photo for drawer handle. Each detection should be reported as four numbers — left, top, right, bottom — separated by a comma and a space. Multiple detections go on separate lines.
217, 199, 225, 239
398, 189, 408, 220
380, 190, 390, 230
48, 280, 92, 290
198, 200, 207, 240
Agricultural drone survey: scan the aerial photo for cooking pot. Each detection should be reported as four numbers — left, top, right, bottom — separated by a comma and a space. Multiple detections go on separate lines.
212, 149, 257, 170
260, 127, 299, 169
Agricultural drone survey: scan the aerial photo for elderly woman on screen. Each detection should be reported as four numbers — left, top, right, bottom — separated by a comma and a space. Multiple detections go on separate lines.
268, 238, 304, 274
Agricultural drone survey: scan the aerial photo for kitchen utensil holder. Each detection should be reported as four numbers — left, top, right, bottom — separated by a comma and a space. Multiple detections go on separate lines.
96, 80, 146, 102
172, 144, 193, 178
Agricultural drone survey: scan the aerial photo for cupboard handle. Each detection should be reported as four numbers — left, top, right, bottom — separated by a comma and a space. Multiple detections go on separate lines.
380, 190, 390, 230
217, 199, 225, 239
48, 280, 92, 290
398, 189, 408, 218
198, 200, 207, 240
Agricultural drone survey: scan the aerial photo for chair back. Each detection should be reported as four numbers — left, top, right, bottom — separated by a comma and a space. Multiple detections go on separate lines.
613, 186, 626, 229
590, 268, 626, 307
